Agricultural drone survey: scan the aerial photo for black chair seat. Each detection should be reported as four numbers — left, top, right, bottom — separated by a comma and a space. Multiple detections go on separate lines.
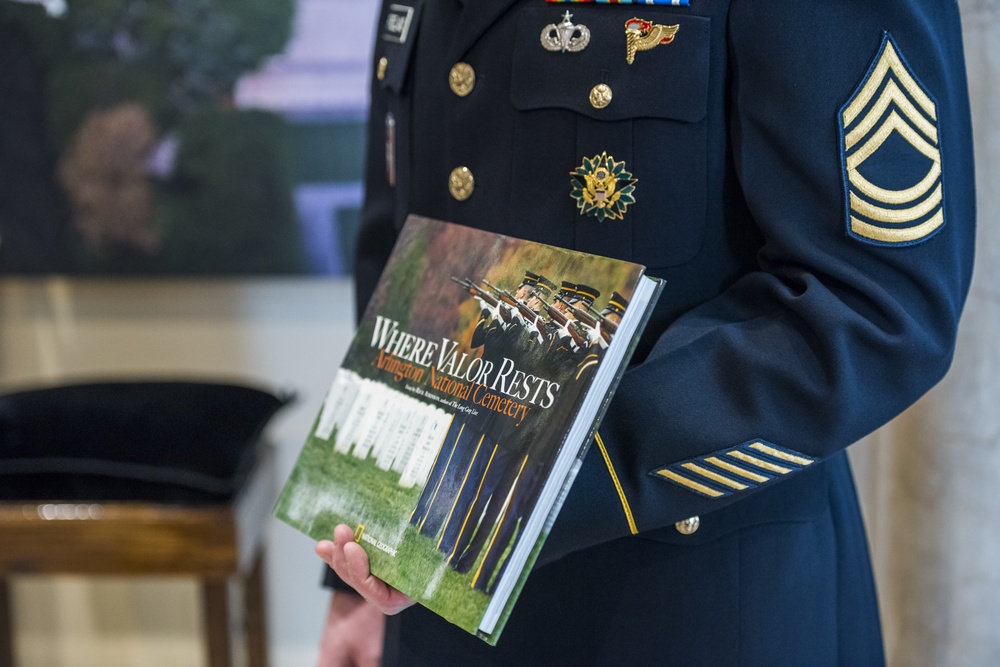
0, 380, 291, 504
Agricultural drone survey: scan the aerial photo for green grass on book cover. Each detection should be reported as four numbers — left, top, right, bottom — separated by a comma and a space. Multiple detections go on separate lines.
275, 427, 510, 633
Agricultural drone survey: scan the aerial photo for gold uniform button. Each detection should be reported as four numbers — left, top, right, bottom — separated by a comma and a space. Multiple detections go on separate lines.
449, 167, 475, 201
675, 516, 700, 536
449, 63, 476, 97
590, 83, 612, 109
377, 57, 388, 81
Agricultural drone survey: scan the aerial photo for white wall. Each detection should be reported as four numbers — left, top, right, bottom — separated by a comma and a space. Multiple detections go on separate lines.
1, 278, 356, 667
848, 3, 1000, 665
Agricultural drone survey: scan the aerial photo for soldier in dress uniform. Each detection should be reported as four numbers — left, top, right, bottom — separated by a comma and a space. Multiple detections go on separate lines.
544, 280, 592, 359
416, 269, 542, 553
457, 283, 627, 596
317, 1, 976, 665
436, 269, 556, 564
601, 291, 626, 327
592, 290, 626, 350
563, 282, 603, 350
407, 417, 481, 539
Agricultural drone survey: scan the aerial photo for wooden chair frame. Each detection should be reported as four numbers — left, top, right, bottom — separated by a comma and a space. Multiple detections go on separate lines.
0, 447, 276, 667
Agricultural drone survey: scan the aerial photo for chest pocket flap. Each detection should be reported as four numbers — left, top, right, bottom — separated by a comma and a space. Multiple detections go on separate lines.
512, 7, 710, 122
510, 7, 713, 269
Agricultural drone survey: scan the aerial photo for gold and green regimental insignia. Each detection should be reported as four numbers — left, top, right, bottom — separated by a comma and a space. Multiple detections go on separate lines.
840, 33, 945, 246
570, 152, 637, 222
653, 440, 816, 499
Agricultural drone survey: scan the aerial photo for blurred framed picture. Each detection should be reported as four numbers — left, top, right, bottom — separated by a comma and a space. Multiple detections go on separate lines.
0, 0, 376, 276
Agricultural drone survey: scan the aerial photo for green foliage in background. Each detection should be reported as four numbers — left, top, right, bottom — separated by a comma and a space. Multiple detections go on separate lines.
45, 0, 295, 150
0, 0, 312, 274
157, 109, 307, 274
63, 0, 294, 107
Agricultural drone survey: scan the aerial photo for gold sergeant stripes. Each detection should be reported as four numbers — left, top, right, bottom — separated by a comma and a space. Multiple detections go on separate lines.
840, 33, 945, 246
654, 441, 816, 498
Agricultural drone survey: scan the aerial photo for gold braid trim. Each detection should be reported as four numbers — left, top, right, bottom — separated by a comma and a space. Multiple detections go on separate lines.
595, 432, 638, 535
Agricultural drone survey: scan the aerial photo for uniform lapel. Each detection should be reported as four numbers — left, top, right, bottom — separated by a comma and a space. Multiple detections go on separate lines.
448, 0, 521, 61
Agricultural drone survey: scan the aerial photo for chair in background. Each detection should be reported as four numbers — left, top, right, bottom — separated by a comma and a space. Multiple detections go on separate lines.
0, 380, 291, 667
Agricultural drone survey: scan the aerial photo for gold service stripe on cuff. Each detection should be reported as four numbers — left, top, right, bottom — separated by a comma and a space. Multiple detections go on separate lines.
656, 469, 726, 498
682, 462, 749, 490
705, 456, 770, 483
728, 450, 793, 475
748, 442, 815, 466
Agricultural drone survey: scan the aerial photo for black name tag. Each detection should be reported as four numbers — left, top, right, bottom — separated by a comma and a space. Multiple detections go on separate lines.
383, 4, 415, 44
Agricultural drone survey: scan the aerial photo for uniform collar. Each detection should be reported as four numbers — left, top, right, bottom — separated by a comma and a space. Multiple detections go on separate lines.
449, 0, 520, 61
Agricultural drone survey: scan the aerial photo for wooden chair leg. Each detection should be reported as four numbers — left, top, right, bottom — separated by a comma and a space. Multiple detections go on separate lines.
0, 578, 14, 667
245, 552, 268, 667
202, 579, 232, 667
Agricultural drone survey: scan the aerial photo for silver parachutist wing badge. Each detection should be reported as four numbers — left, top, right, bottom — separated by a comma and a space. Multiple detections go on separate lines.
541, 11, 591, 53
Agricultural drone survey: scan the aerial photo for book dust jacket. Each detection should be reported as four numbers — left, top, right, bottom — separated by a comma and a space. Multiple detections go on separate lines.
275, 215, 659, 643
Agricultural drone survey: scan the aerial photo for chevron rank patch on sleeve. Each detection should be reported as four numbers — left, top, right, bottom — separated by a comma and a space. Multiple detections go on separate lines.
840, 33, 945, 246
651, 440, 816, 499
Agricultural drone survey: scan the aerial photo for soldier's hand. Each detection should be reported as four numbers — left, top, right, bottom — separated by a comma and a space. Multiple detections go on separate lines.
316, 590, 385, 667
315, 524, 416, 615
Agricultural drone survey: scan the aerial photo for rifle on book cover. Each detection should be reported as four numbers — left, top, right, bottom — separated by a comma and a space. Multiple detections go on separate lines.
585, 303, 619, 336
554, 295, 596, 328
555, 295, 604, 343
583, 303, 617, 346
482, 279, 548, 342
451, 276, 502, 311
540, 301, 589, 350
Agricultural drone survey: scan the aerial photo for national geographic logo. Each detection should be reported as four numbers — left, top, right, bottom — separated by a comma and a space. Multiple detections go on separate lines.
361, 531, 398, 557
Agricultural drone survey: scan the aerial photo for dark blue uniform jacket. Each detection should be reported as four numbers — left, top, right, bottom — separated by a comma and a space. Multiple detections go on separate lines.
346, 0, 975, 664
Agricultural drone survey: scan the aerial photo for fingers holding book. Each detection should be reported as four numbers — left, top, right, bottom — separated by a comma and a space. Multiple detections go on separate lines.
315, 524, 416, 616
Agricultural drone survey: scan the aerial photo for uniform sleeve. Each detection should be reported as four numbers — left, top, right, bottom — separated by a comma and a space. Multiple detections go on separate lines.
541, 0, 975, 564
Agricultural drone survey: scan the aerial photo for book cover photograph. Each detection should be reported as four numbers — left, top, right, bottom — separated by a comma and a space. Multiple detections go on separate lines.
275, 215, 661, 644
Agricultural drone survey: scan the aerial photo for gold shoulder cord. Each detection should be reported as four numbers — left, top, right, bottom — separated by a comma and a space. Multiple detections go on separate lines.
595, 432, 638, 535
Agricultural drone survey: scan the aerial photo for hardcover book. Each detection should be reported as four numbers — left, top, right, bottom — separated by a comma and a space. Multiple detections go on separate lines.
275, 215, 662, 644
